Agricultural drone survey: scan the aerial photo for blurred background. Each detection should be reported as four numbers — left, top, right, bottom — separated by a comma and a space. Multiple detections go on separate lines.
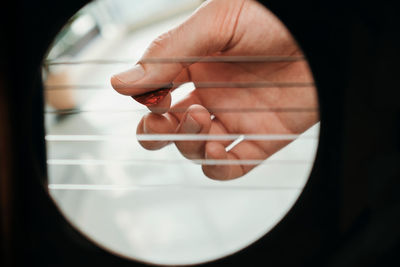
43, 0, 320, 265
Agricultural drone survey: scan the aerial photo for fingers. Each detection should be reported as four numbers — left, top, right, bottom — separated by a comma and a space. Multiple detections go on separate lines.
136, 112, 178, 150
202, 142, 233, 179
137, 104, 212, 157
202, 140, 269, 181
110, 0, 244, 109
138, 105, 273, 180
175, 104, 212, 159
136, 91, 201, 151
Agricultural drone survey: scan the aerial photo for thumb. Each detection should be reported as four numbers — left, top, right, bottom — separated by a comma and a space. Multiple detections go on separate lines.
111, 0, 244, 101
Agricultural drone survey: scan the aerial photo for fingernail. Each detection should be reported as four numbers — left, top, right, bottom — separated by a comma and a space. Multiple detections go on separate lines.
182, 114, 202, 133
112, 64, 145, 84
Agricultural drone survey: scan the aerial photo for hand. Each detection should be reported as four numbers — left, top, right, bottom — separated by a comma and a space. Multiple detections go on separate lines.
111, 0, 319, 180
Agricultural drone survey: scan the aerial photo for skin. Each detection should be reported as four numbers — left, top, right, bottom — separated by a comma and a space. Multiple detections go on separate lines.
111, 0, 319, 180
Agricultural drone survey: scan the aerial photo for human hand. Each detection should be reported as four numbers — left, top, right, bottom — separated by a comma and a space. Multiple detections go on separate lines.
111, 0, 319, 180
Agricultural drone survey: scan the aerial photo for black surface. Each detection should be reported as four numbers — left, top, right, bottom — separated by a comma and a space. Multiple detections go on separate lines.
1, 0, 399, 266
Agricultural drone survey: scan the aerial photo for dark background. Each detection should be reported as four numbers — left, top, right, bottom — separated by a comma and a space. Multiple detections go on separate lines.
0, 0, 399, 266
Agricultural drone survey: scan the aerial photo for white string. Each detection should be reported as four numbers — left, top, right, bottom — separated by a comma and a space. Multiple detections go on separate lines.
45, 134, 317, 142
47, 184, 302, 191
44, 81, 314, 90
47, 159, 311, 166
45, 107, 318, 115
44, 55, 306, 66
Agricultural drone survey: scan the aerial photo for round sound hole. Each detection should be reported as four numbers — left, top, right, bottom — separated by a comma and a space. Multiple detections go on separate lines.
43, 0, 320, 265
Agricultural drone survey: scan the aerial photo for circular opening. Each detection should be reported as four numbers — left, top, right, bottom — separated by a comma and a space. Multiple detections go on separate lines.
43, 0, 320, 265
